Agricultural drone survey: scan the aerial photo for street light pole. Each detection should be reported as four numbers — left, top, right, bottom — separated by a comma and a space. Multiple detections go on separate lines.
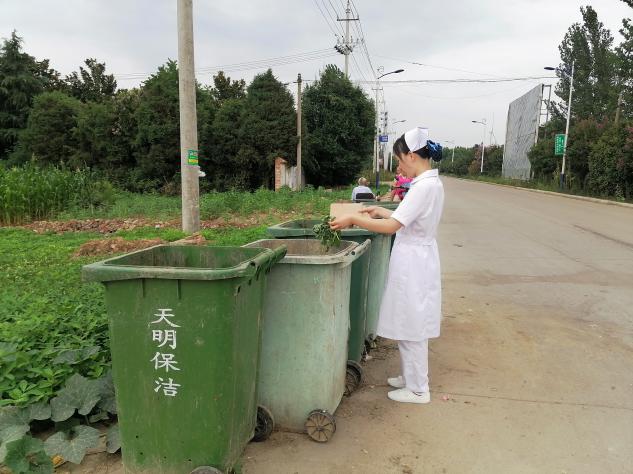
472, 119, 487, 173
545, 61, 574, 188
373, 67, 404, 193
561, 61, 574, 188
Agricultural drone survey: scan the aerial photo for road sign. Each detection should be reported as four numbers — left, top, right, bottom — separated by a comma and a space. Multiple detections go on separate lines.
554, 134, 566, 156
379, 135, 388, 143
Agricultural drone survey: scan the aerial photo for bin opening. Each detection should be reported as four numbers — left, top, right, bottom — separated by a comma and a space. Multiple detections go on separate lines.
244, 239, 355, 257
274, 219, 320, 230
103, 245, 268, 270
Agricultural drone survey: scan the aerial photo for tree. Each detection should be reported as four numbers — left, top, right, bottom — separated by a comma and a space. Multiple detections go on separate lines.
616, 17, 633, 120
17, 91, 81, 166
566, 118, 606, 187
555, 6, 618, 122
209, 71, 245, 103
237, 69, 296, 188
482, 145, 503, 176
440, 146, 476, 176
65, 58, 117, 103
201, 98, 243, 190
586, 123, 629, 197
303, 65, 374, 187
133, 60, 180, 191
0, 31, 47, 159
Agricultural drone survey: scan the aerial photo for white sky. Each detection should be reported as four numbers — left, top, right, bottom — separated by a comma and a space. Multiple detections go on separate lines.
1, 0, 631, 147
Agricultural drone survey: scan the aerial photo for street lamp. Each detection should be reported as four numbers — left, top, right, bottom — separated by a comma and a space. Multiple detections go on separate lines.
443, 140, 456, 164
545, 61, 575, 189
472, 119, 487, 173
374, 67, 404, 192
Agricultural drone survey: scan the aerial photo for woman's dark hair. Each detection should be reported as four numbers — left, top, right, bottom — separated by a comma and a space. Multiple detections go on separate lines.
393, 134, 431, 159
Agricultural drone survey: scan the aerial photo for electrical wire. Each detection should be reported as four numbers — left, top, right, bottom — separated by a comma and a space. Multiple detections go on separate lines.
311, 0, 341, 37
355, 76, 556, 85
114, 48, 337, 80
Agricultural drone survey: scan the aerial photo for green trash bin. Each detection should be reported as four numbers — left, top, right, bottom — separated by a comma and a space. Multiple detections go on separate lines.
268, 220, 391, 344
242, 239, 370, 443
82, 244, 286, 474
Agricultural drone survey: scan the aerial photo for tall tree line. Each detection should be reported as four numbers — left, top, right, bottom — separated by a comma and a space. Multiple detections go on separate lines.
530, 4, 633, 198
0, 31, 375, 192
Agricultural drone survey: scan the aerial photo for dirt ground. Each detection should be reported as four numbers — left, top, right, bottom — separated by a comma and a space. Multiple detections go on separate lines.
61, 178, 633, 473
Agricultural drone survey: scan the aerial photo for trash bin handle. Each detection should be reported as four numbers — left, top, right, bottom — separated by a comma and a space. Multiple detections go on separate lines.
245, 245, 287, 278
342, 238, 371, 265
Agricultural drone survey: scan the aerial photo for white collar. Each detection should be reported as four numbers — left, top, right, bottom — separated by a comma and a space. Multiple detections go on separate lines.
412, 168, 439, 184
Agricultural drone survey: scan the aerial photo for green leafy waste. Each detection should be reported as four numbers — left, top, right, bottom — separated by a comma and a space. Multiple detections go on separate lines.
313, 216, 341, 251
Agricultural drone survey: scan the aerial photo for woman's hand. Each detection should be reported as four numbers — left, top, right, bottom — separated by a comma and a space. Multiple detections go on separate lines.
360, 206, 388, 219
330, 214, 355, 231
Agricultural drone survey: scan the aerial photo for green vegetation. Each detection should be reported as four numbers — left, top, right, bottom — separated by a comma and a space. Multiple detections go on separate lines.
0, 165, 114, 225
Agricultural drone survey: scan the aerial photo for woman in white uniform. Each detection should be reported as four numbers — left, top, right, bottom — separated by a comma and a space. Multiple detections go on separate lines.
330, 127, 444, 404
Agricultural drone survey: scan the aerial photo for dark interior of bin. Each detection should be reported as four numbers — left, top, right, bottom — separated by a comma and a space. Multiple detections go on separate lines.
277, 219, 320, 229
104, 245, 266, 269
247, 239, 353, 256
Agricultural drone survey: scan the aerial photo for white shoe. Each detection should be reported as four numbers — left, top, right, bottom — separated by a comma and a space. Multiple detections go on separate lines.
387, 375, 406, 389
387, 388, 430, 404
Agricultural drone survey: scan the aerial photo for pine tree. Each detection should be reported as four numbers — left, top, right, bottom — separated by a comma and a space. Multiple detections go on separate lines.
303, 65, 375, 187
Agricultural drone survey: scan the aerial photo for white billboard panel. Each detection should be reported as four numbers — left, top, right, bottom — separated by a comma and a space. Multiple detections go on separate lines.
503, 85, 543, 180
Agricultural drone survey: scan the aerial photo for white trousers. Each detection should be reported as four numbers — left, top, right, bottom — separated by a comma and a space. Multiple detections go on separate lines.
398, 339, 429, 394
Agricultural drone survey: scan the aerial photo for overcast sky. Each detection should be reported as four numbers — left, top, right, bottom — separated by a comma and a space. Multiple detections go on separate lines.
1, 0, 631, 147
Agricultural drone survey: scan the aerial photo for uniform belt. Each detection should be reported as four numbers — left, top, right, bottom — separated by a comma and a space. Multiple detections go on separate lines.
396, 237, 436, 246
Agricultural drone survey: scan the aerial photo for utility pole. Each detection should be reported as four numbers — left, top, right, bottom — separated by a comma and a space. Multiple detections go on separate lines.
296, 73, 302, 190
560, 60, 574, 189
615, 90, 624, 125
177, 0, 200, 232
336, 0, 359, 78
373, 84, 380, 190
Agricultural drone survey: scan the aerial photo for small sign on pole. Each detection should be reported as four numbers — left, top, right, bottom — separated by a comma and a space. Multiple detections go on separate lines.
187, 149, 198, 166
379, 135, 389, 143
554, 134, 566, 156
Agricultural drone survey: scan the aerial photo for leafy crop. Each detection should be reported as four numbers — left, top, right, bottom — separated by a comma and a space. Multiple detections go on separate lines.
313, 216, 341, 251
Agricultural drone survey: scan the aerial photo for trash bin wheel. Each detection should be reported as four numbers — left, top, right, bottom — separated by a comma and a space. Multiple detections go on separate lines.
344, 361, 363, 396
364, 338, 376, 357
190, 467, 223, 474
305, 409, 336, 443
253, 405, 274, 442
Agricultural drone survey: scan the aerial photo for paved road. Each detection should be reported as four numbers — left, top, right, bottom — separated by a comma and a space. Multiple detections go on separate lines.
243, 177, 633, 474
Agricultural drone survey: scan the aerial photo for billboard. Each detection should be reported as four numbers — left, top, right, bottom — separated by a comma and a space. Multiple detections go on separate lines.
503, 85, 543, 180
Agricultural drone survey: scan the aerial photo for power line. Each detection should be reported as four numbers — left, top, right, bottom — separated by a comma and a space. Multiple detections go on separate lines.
114, 48, 337, 80
372, 53, 504, 78
354, 76, 556, 85
321, 0, 345, 36
311, 0, 340, 37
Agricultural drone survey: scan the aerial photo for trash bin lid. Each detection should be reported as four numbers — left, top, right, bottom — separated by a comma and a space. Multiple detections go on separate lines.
268, 219, 376, 237
244, 239, 363, 265
82, 244, 285, 282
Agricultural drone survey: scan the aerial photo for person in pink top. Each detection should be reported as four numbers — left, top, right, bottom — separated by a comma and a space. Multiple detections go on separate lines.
393, 169, 413, 201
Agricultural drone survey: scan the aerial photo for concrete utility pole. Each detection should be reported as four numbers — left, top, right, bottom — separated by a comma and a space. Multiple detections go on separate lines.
296, 73, 302, 190
177, 0, 200, 232
615, 91, 624, 125
336, 0, 359, 78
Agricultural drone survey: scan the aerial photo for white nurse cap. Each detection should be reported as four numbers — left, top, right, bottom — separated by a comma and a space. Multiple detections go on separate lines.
404, 127, 429, 153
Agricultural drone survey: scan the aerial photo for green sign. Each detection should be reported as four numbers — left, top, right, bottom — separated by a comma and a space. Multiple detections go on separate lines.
187, 149, 198, 165
554, 134, 566, 156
